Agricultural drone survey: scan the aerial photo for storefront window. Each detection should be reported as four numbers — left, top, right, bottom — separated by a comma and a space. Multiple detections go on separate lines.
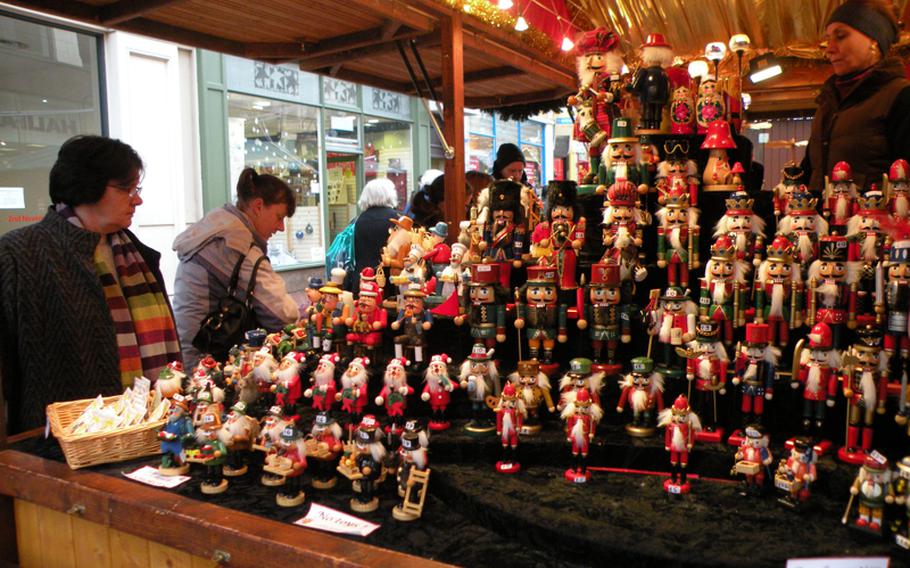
324, 108, 360, 150
364, 117, 412, 206
326, 152, 358, 243
466, 134, 494, 174
521, 144, 542, 188
465, 112, 493, 136
521, 121, 543, 145
497, 119, 519, 147
227, 93, 323, 267
0, 14, 103, 235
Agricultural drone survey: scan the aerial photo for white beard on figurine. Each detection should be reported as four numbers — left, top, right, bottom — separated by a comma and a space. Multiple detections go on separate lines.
459, 359, 500, 400
306, 360, 336, 397
342, 363, 369, 393
218, 411, 259, 446
310, 419, 343, 442
251, 351, 278, 386
274, 359, 300, 390
895, 193, 909, 218
407, 447, 429, 471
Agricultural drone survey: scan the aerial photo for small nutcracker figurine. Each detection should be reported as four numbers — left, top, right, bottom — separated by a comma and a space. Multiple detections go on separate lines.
561, 387, 604, 484
823, 161, 858, 234
307, 411, 343, 490
629, 33, 673, 132
731, 323, 780, 435
459, 344, 501, 434
791, 323, 840, 436
337, 357, 370, 428
157, 394, 194, 476
600, 182, 649, 297
713, 191, 766, 268
683, 319, 728, 442
393, 420, 431, 521
647, 286, 697, 377
310, 271, 347, 353
268, 424, 307, 507
436, 242, 467, 302
257, 405, 291, 463
344, 271, 388, 358
375, 357, 414, 436
341, 415, 387, 513
196, 408, 229, 495
422, 221, 451, 277
454, 262, 506, 350
844, 452, 894, 535
480, 180, 528, 287
669, 85, 695, 134
839, 327, 889, 464
421, 354, 457, 431
616, 356, 665, 437
778, 193, 829, 275
531, 180, 586, 296
695, 75, 725, 134
599, 117, 651, 191
732, 424, 773, 496
775, 436, 817, 510
700, 235, 748, 344
754, 236, 804, 347
846, 189, 890, 325
770, 161, 805, 220
495, 383, 526, 474
807, 235, 856, 350
655, 138, 699, 206
701, 119, 738, 191
509, 359, 556, 434
656, 187, 700, 288
658, 395, 702, 494
887, 158, 910, 221
391, 281, 433, 364
558, 357, 605, 411
578, 263, 631, 369
514, 265, 568, 364
303, 353, 338, 412
884, 240, 910, 387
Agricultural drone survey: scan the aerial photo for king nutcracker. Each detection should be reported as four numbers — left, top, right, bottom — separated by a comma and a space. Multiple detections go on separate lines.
807, 234, 856, 350
771, 161, 805, 220
700, 234, 749, 345
713, 191, 766, 269
838, 327, 889, 465
754, 235, 804, 347
454, 262, 507, 351
577, 262, 631, 370
514, 265, 568, 365
656, 186, 700, 288
778, 193, 829, 276
656, 138, 700, 207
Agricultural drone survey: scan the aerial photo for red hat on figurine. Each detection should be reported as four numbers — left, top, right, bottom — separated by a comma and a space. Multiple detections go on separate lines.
468, 344, 494, 361
359, 279, 381, 298
576, 27, 618, 55
469, 263, 500, 286
606, 181, 638, 207
284, 351, 305, 364
430, 353, 451, 365
710, 235, 736, 261
808, 322, 833, 349
347, 357, 370, 373
167, 361, 184, 373
501, 382, 518, 400
589, 263, 620, 287
387, 356, 410, 370
526, 265, 557, 284
766, 235, 795, 263
831, 161, 853, 182
890, 159, 910, 182
320, 352, 340, 367
574, 387, 593, 407
701, 120, 737, 150
641, 33, 671, 49
744, 323, 769, 346
359, 414, 379, 432
199, 355, 218, 370
863, 452, 889, 471
360, 267, 377, 284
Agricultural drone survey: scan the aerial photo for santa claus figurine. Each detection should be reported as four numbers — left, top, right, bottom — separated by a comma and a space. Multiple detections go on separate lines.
616, 356, 665, 437
421, 354, 457, 431
304, 353, 338, 412
659, 395, 702, 494
562, 387, 603, 484
219, 401, 259, 478
732, 423, 773, 497
823, 161, 858, 234
272, 352, 304, 413
336, 357, 370, 428
887, 158, 910, 221
792, 323, 840, 438
754, 235, 804, 347
656, 187, 700, 288
459, 344, 501, 434
494, 383, 526, 474
375, 357, 414, 435
629, 33, 673, 132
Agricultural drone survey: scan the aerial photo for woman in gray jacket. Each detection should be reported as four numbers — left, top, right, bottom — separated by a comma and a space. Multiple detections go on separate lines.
173, 168, 300, 368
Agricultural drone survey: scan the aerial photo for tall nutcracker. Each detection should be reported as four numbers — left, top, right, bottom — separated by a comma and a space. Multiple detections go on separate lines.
494, 383, 526, 474
755, 236, 804, 347
509, 359, 555, 435
658, 395, 702, 494
731, 323, 780, 442
459, 344, 501, 434
514, 265, 568, 365
656, 187, 700, 288
713, 191, 766, 269
844, 452, 894, 535
846, 189, 889, 327
778, 193, 829, 275
647, 286, 697, 378
770, 161, 806, 220
480, 179, 528, 288
823, 161, 858, 234
683, 319, 728, 442
792, 323, 840, 440
562, 388, 603, 483
598, 117, 651, 192
344, 271, 388, 359
885, 240, 910, 387
629, 33, 673, 132
807, 235, 856, 349
887, 159, 910, 221
454, 263, 506, 350
839, 327, 889, 464
577, 262, 631, 371
616, 356, 665, 436
699, 235, 748, 345
421, 354, 458, 431
655, 138, 699, 206
530, 180, 586, 298
600, 182, 649, 298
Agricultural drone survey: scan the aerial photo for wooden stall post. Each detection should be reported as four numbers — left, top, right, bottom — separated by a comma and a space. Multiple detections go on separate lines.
441, 13, 466, 243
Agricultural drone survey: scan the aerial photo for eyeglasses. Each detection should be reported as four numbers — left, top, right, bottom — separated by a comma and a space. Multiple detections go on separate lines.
109, 182, 143, 198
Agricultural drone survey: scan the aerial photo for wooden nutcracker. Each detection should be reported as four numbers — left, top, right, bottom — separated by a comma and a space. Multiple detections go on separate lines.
616, 356, 665, 437
494, 383, 526, 474
683, 319, 728, 443
775, 436, 817, 510
514, 265, 568, 365
598, 117, 651, 192
392, 420, 431, 522
658, 395, 702, 494
558, 357, 605, 411
531, 180, 586, 297
344, 270, 387, 359
732, 424, 773, 496
600, 182, 649, 299
480, 180, 528, 288
391, 281, 433, 365
577, 262, 631, 371
655, 138, 699, 206
454, 262, 506, 350
713, 191, 766, 269
807, 235, 856, 350
846, 189, 890, 327
770, 161, 806, 220
699, 235, 749, 345
730, 323, 780, 445
459, 345, 501, 434
508, 359, 555, 435
823, 161, 858, 235
561, 387, 603, 483
839, 327, 889, 464
778, 193, 829, 275
656, 187, 700, 288
755, 236, 804, 347
886, 158, 910, 221
843, 452, 894, 535
646, 286, 697, 378
791, 323, 840, 444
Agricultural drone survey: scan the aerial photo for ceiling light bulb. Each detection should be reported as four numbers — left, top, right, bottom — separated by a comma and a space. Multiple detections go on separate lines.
688, 59, 709, 79
514, 16, 528, 32
561, 36, 574, 51
497, 0, 513, 9
728, 34, 751, 53
705, 42, 727, 62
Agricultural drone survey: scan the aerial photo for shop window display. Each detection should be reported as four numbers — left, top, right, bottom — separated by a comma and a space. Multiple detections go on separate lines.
364, 117, 412, 207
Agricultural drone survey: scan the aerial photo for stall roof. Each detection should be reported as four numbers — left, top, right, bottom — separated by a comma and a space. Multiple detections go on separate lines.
1, 0, 577, 109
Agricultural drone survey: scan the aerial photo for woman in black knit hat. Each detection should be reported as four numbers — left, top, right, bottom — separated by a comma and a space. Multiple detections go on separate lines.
492, 142, 528, 184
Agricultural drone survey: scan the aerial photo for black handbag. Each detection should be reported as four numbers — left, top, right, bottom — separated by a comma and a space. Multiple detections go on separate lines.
192, 248, 267, 360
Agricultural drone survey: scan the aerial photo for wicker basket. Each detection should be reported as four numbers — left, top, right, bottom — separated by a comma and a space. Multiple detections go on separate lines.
47, 395, 166, 469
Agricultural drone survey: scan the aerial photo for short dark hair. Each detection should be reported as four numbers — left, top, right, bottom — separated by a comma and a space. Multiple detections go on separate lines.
236, 167, 296, 217
49, 135, 144, 206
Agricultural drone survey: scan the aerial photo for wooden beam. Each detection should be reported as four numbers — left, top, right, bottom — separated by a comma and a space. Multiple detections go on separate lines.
299, 32, 439, 71
461, 28, 576, 89
113, 17, 246, 56
299, 25, 423, 62
0, 0, 96, 22
315, 67, 411, 93
413, 66, 521, 93
98, 0, 186, 26
243, 42, 308, 60
441, 13, 466, 238
345, 0, 437, 32
465, 88, 570, 109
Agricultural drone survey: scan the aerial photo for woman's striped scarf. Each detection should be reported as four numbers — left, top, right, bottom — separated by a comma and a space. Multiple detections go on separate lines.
57, 204, 182, 386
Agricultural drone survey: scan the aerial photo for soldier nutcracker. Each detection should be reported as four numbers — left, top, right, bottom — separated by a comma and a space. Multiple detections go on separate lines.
509, 359, 556, 435
823, 161, 858, 234
514, 265, 568, 365
562, 387, 603, 484
578, 263, 631, 370
684, 319, 728, 442
732, 424, 773, 496
731, 323, 780, 437
846, 189, 889, 326
700, 235, 748, 344
598, 117, 650, 193
600, 182, 649, 298
616, 356, 665, 437
844, 452, 894, 535
454, 262, 506, 350
778, 192, 829, 275
269, 424, 307, 507
775, 436, 817, 510
629, 33, 673, 132
695, 75, 725, 134
701, 119, 738, 191
656, 187, 700, 288
807, 235, 856, 350
713, 191, 766, 268
771, 161, 805, 220
658, 395, 702, 494
391, 281, 433, 364
495, 382, 526, 474
754, 235, 804, 347
157, 394, 194, 476
480, 180, 528, 288
655, 138, 699, 206
792, 323, 840, 437
337, 357, 370, 428
344, 272, 387, 359
647, 286, 697, 377
459, 344, 501, 434
304, 353, 338, 412
375, 357, 414, 436
421, 354, 458, 431
530, 180, 586, 296
307, 411, 343, 490
839, 327, 889, 464
887, 158, 910, 221
884, 241, 910, 389
558, 357, 605, 411
393, 420, 431, 522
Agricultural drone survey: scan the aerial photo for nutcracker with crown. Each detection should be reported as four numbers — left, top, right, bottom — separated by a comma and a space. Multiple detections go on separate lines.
839, 326, 889, 464
779, 193, 829, 275
656, 187, 700, 288
656, 138, 699, 206
157, 394, 194, 476
886, 159, 910, 221
375, 357, 413, 436
480, 180, 528, 288
558, 357, 605, 411
823, 161, 858, 234
454, 263, 506, 350
578, 263, 631, 372
509, 359, 555, 435
514, 265, 568, 366
775, 436, 817, 510
310, 274, 347, 354
701, 120, 738, 192
771, 162, 806, 220
791, 323, 840, 449
695, 75, 725, 134
732, 424, 773, 496
629, 33, 673, 133
421, 354, 458, 431
616, 356, 665, 437
600, 182, 649, 299
729, 323, 780, 445
669, 85, 695, 134
459, 345, 501, 434
265, 424, 307, 507
568, 27, 623, 185
700, 235, 749, 345
844, 452, 894, 536
647, 286, 697, 378
344, 270, 387, 360
754, 235, 804, 347
337, 357, 370, 428
338, 415, 386, 513
847, 189, 890, 326
683, 319, 728, 443
531, 181, 586, 298
391, 281, 433, 365
714, 191, 766, 268
393, 420, 431, 522
659, 395, 702, 494
304, 353, 338, 412
307, 411, 343, 490
494, 383, 526, 474
562, 387, 603, 484
885, 240, 910, 386
598, 117, 651, 193
807, 235, 856, 350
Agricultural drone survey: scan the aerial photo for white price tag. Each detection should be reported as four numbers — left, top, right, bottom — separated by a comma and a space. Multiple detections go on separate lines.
787, 557, 889, 568
123, 466, 191, 488
294, 503, 380, 537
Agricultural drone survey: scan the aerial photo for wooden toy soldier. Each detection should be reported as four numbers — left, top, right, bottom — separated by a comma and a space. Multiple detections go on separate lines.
558, 357, 606, 411
629, 33, 673, 132
509, 359, 555, 435
391, 281, 433, 365
839, 327, 889, 464
577, 263, 631, 369
846, 188, 890, 326
792, 323, 840, 436
886, 158, 910, 221
454, 263, 506, 350
514, 265, 568, 364
561, 387, 603, 484
459, 344, 501, 434
656, 138, 699, 206
684, 319, 728, 442
344, 270, 387, 359
600, 182, 649, 298
807, 234, 856, 350
845, 452, 894, 535
823, 161, 858, 234
616, 356, 665, 436
755, 235, 804, 347
531, 180, 586, 297
884, 240, 910, 384
480, 180, 528, 288
656, 186, 700, 288
700, 234, 749, 345
778, 192, 829, 275
599, 117, 650, 193
658, 395, 702, 494
771, 161, 806, 220
732, 323, 780, 436
495, 383, 526, 474
393, 420, 431, 522
713, 191, 766, 268
647, 286, 698, 378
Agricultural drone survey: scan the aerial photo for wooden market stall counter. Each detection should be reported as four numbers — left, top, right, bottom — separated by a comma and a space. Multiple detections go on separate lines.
0, 433, 448, 568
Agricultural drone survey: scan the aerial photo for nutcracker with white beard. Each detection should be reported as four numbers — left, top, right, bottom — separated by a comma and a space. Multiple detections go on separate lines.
656, 138, 699, 207
393, 420, 431, 521
647, 286, 697, 378
375, 357, 414, 436
304, 353, 338, 412
755, 236, 804, 347
256, 405, 290, 455
336, 357, 370, 428
600, 183, 648, 298
771, 162, 805, 220
480, 180, 528, 288
656, 187, 700, 288
495, 382, 526, 474
459, 344, 501, 434
714, 191, 766, 269
247, 348, 278, 400
616, 356, 665, 437
307, 411, 343, 490
272, 352, 304, 413
731, 323, 780, 439
267, 424, 307, 507
630, 33, 673, 132
699, 235, 748, 345
509, 359, 556, 435
807, 235, 857, 350
846, 453, 894, 535
567, 27, 623, 185
683, 320, 728, 442
421, 354, 458, 431
846, 190, 890, 325
340, 415, 386, 513
578, 263, 631, 369
884, 241, 910, 389
886, 159, 910, 221
792, 323, 840, 437
777, 193, 829, 276
598, 117, 650, 193
561, 388, 603, 484
659, 395, 702, 494
219, 401, 260, 477
558, 357, 605, 411
838, 327, 889, 464
530, 180, 586, 295
823, 161, 858, 234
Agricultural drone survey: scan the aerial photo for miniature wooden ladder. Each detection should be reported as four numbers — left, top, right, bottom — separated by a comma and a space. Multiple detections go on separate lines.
400, 468, 431, 517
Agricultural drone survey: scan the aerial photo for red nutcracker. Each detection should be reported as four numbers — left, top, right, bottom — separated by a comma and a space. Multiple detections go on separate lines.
421, 354, 457, 431
656, 138, 699, 206
495, 382, 526, 474
732, 424, 773, 496
616, 356, 665, 437
656, 187, 700, 288
659, 395, 702, 494
889, 241, 910, 412
731, 323, 780, 438
304, 353, 338, 412
509, 359, 556, 434
684, 319, 728, 442
375, 357, 414, 435
754, 236, 804, 347
531, 180, 586, 294
792, 323, 840, 437
807, 234, 856, 349
775, 436, 817, 510
344, 270, 387, 358
846, 189, 889, 326
600, 182, 649, 297
839, 327, 889, 464
771, 161, 805, 220
778, 193, 829, 275
823, 161, 858, 234
561, 388, 604, 483
713, 191, 766, 268
699, 235, 748, 344
337, 357, 370, 427
886, 158, 910, 221
557, 357, 605, 411
647, 286, 697, 378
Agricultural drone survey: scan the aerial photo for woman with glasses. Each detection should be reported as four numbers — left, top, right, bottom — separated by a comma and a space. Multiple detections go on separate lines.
0, 135, 182, 435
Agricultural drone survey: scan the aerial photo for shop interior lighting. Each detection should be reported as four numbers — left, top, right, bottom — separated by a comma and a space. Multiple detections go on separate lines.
514, 16, 529, 31
741, 92, 752, 110
747, 121, 772, 130
497, 0, 513, 9
705, 42, 726, 80
687, 59, 709, 80
749, 53, 783, 83
561, 36, 574, 51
